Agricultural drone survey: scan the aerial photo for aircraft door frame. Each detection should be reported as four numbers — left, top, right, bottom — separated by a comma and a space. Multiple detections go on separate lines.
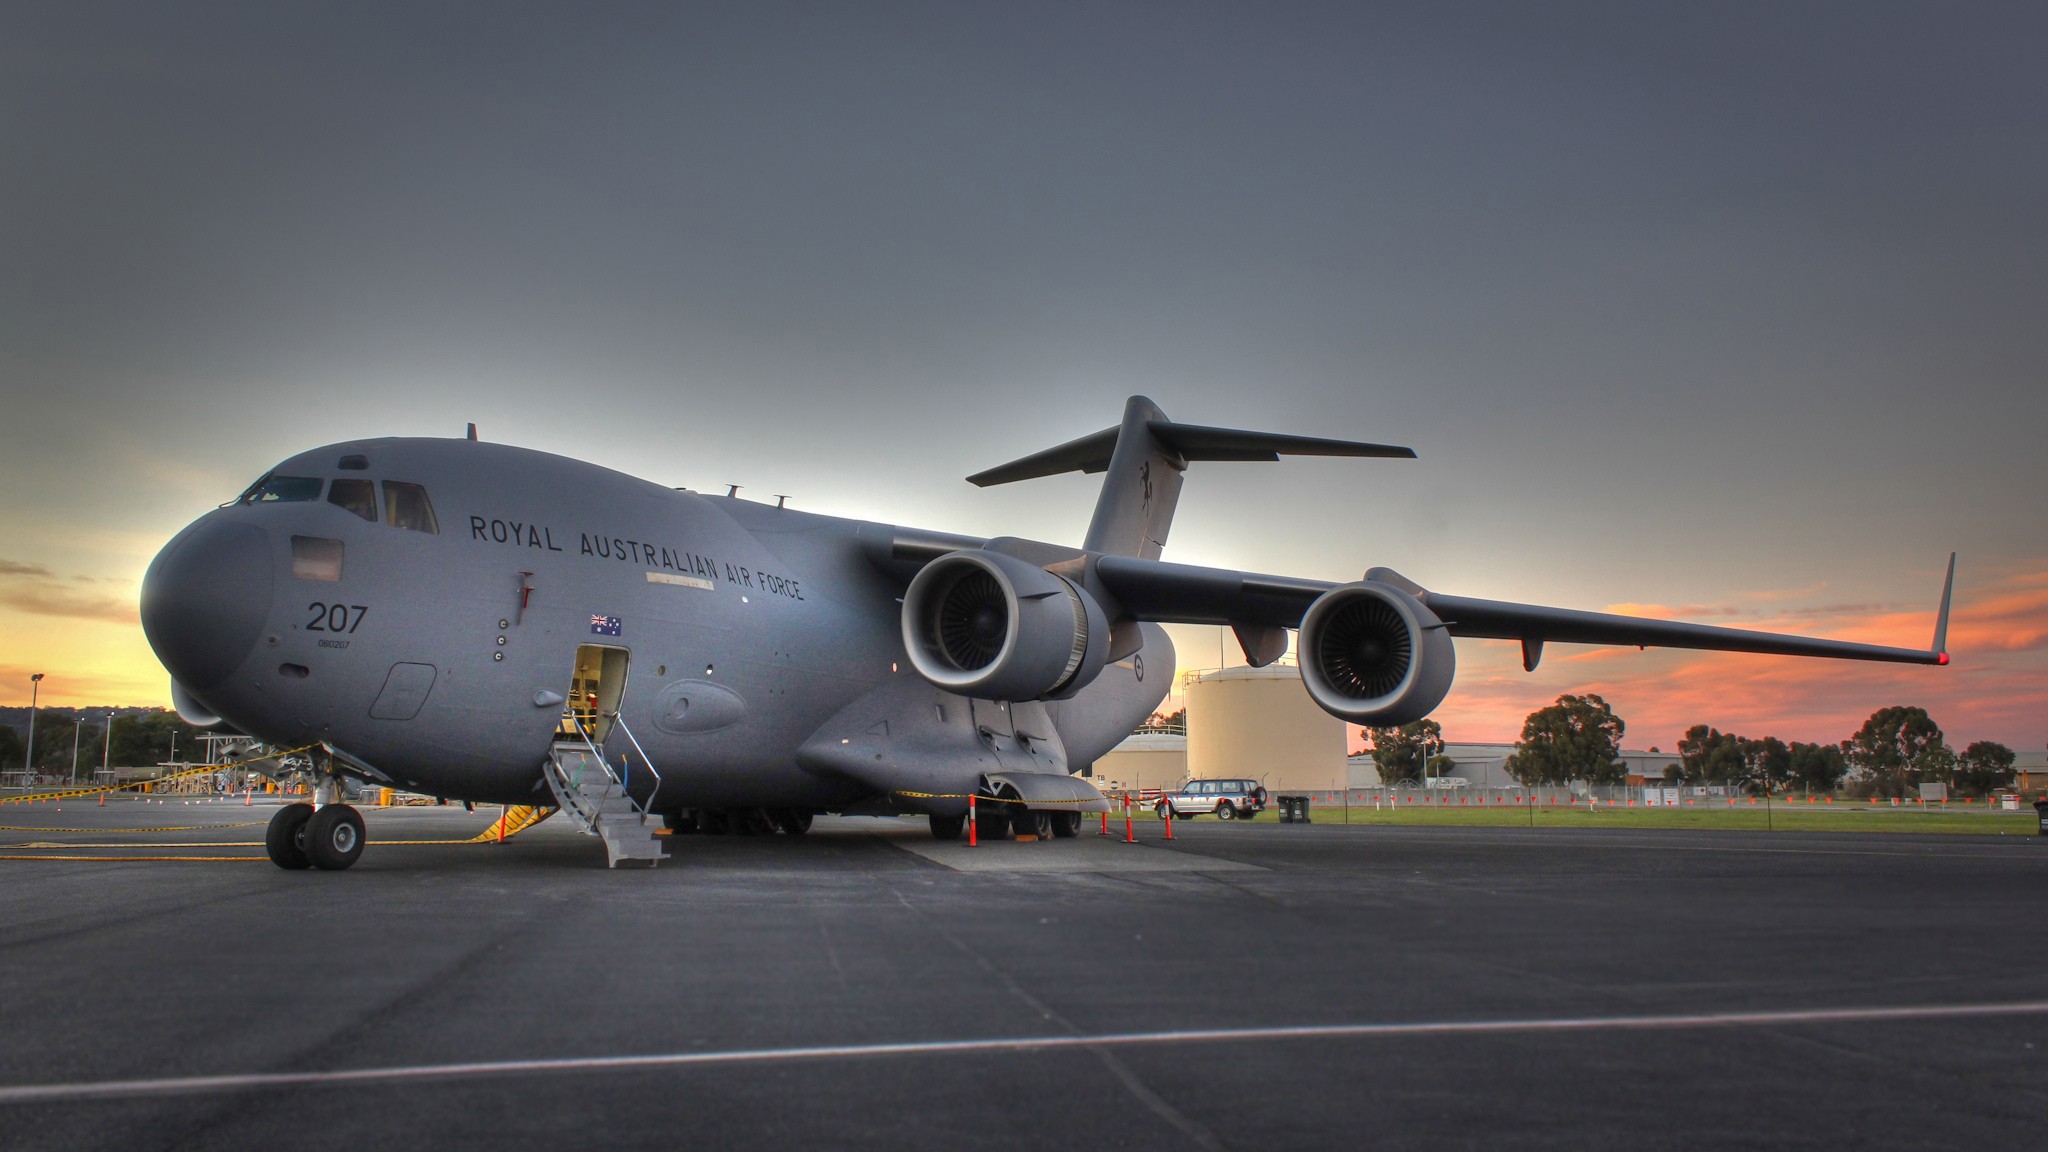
561, 644, 630, 745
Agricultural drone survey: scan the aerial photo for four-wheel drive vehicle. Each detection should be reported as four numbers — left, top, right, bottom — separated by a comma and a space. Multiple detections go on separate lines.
1156, 778, 1268, 820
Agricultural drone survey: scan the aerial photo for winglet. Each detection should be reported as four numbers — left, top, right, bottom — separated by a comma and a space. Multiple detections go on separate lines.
1932, 552, 1955, 663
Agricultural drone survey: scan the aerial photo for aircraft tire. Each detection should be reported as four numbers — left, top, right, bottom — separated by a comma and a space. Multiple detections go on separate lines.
1013, 810, 1050, 839
974, 807, 1010, 841
771, 809, 814, 835
929, 813, 965, 841
1049, 812, 1080, 838
696, 810, 730, 835
265, 803, 315, 870
662, 810, 696, 834
304, 805, 365, 871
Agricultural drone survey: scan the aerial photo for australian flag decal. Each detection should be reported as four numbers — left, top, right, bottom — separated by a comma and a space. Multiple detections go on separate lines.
589, 614, 622, 636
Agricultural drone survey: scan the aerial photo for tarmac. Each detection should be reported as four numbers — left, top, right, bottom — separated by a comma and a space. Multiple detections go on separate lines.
2, 798, 2045, 1150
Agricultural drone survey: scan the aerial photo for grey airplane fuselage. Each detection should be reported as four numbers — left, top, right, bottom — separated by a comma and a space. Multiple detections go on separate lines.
142, 437, 1169, 810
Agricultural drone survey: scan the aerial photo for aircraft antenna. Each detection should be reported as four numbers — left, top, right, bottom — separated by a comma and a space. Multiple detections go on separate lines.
466, 423, 478, 441
725, 484, 742, 498
775, 495, 789, 508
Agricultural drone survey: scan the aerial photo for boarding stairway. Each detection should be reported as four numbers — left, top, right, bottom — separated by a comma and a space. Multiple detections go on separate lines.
542, 719, 666, 868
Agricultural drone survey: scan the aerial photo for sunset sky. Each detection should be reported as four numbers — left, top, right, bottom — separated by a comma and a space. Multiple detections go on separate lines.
3, 2, 2042, 754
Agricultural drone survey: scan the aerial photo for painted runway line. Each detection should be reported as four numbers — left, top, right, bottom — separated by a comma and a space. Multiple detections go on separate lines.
5, 999, 2046, 1106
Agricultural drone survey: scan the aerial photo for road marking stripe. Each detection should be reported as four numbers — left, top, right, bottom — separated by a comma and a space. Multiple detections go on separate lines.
4, 999, 2045, 1105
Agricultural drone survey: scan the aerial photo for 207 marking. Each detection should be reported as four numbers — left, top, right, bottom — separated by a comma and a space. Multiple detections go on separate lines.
306, 603, 368, 633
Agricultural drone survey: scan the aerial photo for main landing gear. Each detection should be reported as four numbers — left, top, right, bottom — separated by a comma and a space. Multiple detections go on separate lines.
928, 808, 1084, 841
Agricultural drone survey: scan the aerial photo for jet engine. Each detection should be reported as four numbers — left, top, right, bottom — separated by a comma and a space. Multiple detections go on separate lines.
902, 550, 1109, 701
1297, 581, 1456, 726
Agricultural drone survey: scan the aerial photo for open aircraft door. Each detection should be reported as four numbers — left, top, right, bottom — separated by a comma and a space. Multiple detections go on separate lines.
560, 644, 630, 744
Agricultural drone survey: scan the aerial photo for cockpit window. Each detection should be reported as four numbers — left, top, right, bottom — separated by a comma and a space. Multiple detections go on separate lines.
382, 482, 438, 534
237, 474, 323, 505
327, 478, 378, 522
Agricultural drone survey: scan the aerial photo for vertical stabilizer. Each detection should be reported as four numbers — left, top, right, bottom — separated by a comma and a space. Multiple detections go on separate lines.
1083, 396, 1185, 560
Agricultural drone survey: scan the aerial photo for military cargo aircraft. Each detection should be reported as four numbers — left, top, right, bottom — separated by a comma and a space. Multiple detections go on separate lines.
138, 397, 1952, 870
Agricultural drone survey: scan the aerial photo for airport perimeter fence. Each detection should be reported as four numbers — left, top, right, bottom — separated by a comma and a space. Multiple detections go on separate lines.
1261, 786, 2031, 812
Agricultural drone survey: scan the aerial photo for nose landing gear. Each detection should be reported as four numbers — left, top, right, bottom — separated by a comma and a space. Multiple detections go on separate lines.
304, 805, 365, 869
263, 764, 368, 871
264, 802, 366, 870
265, 803, 315, 869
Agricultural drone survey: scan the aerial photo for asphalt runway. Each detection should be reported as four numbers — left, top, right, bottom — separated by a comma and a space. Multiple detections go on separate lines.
3, 799, 2045, 1150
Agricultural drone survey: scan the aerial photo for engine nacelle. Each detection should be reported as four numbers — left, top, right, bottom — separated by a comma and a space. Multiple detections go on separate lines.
902, 550, 1110, 701
1297, 581, 1456, 726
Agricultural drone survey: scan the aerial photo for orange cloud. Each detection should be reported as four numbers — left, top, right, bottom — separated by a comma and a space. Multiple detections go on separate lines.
1601, 602, 1740, 620
1432, 564, 2048, 752
0, 661, 169, 708
1743, 581, 1831, 603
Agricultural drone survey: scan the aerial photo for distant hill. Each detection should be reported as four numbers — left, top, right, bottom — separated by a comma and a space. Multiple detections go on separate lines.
0, 705, 171, 738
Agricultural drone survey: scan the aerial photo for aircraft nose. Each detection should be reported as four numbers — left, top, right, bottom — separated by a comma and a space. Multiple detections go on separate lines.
140, 518, 274, 692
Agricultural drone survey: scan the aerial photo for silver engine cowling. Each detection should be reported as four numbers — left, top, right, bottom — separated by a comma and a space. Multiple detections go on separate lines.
902, 550, 1110, 701
1297, 581, 1456, 726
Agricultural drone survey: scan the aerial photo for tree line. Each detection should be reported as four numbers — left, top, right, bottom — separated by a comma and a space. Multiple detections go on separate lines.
1360, 697, 2023, 797
0, 709, 209, 776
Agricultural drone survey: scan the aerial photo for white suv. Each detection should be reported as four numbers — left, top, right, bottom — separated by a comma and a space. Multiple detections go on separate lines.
1156, 778, 1268, 820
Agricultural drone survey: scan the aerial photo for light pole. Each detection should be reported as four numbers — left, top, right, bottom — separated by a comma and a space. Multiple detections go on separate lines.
102, 711, 112, 786
23, 673, 43, 786
70, 718, 82, 786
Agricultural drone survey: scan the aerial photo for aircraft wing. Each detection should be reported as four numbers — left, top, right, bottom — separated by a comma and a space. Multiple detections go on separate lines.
1092, 553, 1954, 668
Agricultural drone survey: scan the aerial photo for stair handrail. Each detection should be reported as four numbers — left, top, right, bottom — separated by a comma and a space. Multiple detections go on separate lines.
573, 721, 619, 791
541, 752, 594, 830
551, 722, 619, 831
605, 711, 664, 813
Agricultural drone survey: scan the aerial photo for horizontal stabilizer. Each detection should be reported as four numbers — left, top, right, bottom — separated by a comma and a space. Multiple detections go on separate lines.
966, 397, 1417, 559
967, 420, 1413, 487
1151, 422, 1416, 465
966, 427, 1120, 487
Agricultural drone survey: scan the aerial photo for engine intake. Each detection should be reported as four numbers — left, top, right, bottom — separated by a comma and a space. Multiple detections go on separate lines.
1298, 581, 1455, 726
902, 550, 1109, 701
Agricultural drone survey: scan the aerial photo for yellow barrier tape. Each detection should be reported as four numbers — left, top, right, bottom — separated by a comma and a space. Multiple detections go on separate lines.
0, 801, 560, 863
3, 841, 269, 849
0, 823, 268, 833
0, 855, 268, 862
6, 838, 520, 849
890, 790, 1110, 806
1, 744, 324, 806
466, 805, 556, 843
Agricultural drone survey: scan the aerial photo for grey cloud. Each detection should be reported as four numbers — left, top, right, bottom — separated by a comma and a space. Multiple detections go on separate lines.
0, 561, 136, 624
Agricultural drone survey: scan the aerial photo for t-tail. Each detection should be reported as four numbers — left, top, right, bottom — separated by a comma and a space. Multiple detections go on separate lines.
966, 395, 1417, 559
